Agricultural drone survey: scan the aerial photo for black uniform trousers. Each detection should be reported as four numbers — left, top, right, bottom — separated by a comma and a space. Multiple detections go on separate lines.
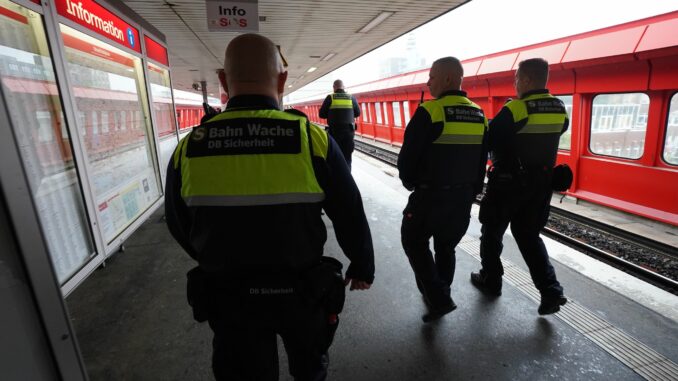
478, 170, 563, 297
401, 185, 475, 307
328, 124, 355, 169
207, 292, 332, 381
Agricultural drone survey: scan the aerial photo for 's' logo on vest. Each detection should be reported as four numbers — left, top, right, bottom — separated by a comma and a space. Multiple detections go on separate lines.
446, 108, 455, 115
528, 101, 536, 108
186, 118, 301, 157
192, 127, 207, 141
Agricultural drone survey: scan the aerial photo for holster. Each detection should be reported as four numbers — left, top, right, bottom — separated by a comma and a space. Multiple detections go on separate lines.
186, 266, 211, 323
300, 257, 346, 315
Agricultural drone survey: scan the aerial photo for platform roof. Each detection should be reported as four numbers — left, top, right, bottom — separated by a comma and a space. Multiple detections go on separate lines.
124, 0, 468, 96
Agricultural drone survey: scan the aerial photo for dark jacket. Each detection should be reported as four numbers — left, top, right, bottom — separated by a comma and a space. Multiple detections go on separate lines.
318, 89, 361, 126
488, 89, 569, 170
165, 95, 374, 282
397, 90, 488, 192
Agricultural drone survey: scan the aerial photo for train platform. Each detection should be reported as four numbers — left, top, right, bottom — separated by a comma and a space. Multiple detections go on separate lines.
354, 135, 678, 248
65, 155, 678, 381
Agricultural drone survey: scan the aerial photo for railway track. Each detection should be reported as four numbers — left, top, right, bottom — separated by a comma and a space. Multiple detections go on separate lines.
353, 138, 678, 295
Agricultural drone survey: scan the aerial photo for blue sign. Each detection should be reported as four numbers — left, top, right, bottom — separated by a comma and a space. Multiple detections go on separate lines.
127, 28, 135, 48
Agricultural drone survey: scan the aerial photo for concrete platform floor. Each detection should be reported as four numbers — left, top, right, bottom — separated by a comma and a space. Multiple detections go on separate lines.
66, 155, 678, 381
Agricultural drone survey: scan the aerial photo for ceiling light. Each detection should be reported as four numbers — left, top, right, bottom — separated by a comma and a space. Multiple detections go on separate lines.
321, 53, 337, 61
307, 66, 317, 73
358, 11, 394, 33
288, 85, 293, 88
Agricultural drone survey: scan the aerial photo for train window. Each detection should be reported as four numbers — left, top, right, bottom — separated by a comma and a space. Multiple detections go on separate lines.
664, 93, 678, 165
0, 0, 94, 283
382, 102, 389, 125
403, 101, 411, 126
361, 103, 367, 122
590, 93, 649, 159
556, 95, 573, 150
375, 102, 383, 124
393, 102, 402, 127
101, 111, 109, 133
91, 111, 98, 135
60, 24, 161, 243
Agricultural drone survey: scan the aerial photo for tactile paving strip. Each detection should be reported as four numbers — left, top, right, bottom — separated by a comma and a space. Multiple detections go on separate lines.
458, 236, 678, 381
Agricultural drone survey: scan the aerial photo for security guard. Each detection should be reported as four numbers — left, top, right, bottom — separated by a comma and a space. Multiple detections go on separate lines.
165, 34, 374, 381
470, 58, 568, 315
398, 57, 488, 322
318, 80, 361, 169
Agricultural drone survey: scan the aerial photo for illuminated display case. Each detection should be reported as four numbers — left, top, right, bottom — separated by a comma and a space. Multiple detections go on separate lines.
0, 0, 177, 294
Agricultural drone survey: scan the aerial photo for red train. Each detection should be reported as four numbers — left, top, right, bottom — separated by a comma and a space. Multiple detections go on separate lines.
294, 11, 678, 226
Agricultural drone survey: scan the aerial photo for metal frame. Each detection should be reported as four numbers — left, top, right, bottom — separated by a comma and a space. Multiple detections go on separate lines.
41, 0, 167, 283
0, 53, 88, 381
139, 33, 167, 192
42, 0, 108, 282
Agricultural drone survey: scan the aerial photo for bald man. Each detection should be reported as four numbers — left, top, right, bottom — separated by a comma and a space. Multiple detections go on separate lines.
318, 79, 361, 169
165, 34, 374, 380
397, 57, 488, 322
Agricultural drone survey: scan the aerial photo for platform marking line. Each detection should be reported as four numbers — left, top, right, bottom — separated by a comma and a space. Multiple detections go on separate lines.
458, 237, 678, 381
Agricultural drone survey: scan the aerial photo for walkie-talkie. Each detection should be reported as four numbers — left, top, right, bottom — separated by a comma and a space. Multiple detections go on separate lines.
420, 91, 425, 105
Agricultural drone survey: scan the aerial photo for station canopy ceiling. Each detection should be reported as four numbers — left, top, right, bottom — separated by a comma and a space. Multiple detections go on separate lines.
124, 0, 468, 97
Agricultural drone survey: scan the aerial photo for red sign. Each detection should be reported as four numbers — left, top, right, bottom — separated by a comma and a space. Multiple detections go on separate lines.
0, 4, 28, 23
62, 33, 134, 67
55, 0, 141, 53
144, 35, 168, 66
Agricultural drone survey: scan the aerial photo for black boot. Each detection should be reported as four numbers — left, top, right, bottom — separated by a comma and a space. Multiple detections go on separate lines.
470, 272, 502, 296
538, 294, 567, 315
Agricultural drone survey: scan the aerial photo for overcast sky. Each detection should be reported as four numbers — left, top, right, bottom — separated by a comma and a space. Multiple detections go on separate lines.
285, 0, 678, 103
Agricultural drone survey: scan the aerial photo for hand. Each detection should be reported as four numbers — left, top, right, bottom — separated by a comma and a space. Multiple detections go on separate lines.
344, 278, 371, 290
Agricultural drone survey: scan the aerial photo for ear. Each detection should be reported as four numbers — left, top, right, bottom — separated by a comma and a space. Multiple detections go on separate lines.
218, 70, 228, 95
277, 70, 288, 95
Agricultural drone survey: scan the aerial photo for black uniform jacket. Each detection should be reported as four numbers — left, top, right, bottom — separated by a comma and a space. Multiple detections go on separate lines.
165, 95, 375, 283
397, 90, 488, 192
318, 89, 361, 126
488, 89, 569, 170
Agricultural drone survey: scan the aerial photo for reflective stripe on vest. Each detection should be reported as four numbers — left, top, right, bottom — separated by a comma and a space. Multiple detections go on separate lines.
421, 95, 487, 145
176, 109, 327, 207
506, 93, 567, 135
330, 93, 353, 109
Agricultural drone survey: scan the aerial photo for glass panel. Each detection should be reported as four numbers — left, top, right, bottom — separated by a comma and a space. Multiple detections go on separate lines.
0, 0, 94, 283
60, 24, 160, 243
665, 94, 678, 165
392, 102, 402, 127
556, 95, 573, 150
361, 103, 367, 122
403, 101, 411, 125
148, 62, 178, 182
375, 102, 382, 124
382, 102, 389, 125
590, 93, 649, 159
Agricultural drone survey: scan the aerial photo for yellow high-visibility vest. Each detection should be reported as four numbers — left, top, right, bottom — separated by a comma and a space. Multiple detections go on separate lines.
421, 95, 487, 145
173, 109, 328, 207
506, 93, 568, 135
330, 93, 354, 109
